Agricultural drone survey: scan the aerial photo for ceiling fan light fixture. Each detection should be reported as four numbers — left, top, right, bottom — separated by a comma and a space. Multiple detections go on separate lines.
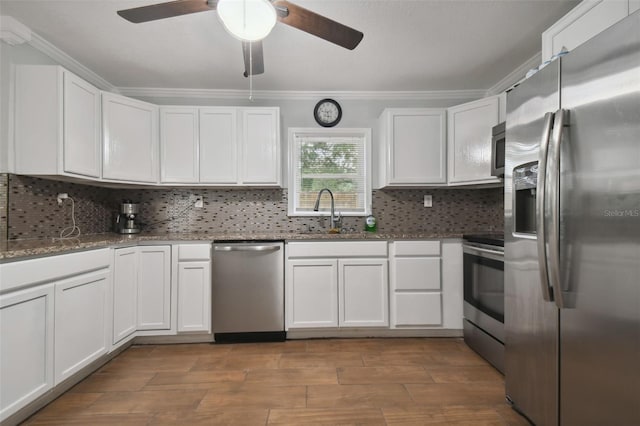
217, 0, 277, 42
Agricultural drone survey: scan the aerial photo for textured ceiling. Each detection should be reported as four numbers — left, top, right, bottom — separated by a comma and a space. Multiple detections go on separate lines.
0, 0, 579, 91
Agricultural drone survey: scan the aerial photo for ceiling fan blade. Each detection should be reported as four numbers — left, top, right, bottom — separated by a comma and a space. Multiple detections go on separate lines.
242, 41, 265, 77
117, 0, 216, 24
273, 0, 363, 50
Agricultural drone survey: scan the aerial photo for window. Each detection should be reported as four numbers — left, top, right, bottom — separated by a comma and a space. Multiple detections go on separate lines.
288, 128, 371, 216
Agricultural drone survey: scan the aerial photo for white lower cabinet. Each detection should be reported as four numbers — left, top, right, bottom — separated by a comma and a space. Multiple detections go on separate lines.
390, 240, 443, 328
287, 259, 338, 328
177, 261, 211, 333
112, 247, 138, 345
137, 246, 171, 330
54, 270, 110, 384
285, 241, 388, 330
176, 244, 212, 333
113, 245, 173, 343
0, 284, 55, 422
339, 259, 388, 327
390, 240, 463, 330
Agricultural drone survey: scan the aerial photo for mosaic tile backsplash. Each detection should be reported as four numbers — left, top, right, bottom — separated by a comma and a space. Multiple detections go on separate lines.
0, 174, 7, 240
7, 175, 113, 240
6, 174, 504, 240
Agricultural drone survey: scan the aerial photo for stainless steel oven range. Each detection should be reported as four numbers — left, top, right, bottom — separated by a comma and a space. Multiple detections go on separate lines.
462, 234, 504, 373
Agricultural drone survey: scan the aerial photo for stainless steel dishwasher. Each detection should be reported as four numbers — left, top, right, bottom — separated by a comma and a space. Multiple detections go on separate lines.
212, 241, 285, 342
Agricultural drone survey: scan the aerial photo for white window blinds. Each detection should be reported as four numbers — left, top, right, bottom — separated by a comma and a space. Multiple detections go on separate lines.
289, 129, 371, 216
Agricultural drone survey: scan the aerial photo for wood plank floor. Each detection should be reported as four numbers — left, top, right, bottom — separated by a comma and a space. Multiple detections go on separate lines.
23, 338, 529, 425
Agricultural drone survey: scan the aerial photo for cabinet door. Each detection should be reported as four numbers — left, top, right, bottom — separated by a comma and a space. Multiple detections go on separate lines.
54, 270, 109, 384
240, 108, 281, 185
447, 96, 500, 184
542, 0, 629, 61
338, 259, 388, 327
63, 71, 101, 178
113, 247, 138, 344
394, 293, 442, 326
393, 257, 441, 290
286, 259, 338, 328
0, 284, 54, 422
160, 107, 199, 183
177, 261, 211, 333
441, 240, 463, 329
199, 107, 238, 184
382, 109, 447, 185
137, 246, 171, 330
102, 93, 158, 183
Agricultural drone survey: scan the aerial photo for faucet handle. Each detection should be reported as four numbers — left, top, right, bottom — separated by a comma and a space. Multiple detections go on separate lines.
334, 212, 343, 229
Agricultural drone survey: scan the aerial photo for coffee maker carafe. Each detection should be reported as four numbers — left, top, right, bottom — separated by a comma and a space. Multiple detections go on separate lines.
115, 200, 141, 234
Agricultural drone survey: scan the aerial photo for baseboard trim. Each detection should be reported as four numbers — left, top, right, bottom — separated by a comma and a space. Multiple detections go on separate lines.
285, 328, 463, 339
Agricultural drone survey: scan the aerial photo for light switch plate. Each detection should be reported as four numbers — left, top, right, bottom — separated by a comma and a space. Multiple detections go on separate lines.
424, 195, 432, 207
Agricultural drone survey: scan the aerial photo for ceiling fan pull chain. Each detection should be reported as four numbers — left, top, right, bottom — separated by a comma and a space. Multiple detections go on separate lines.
249, 41, 254, 101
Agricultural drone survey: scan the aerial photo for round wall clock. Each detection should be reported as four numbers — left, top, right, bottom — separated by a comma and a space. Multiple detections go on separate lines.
313, 98, 342, 127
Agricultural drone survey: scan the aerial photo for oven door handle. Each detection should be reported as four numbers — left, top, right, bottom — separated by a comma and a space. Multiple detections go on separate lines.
463, 245, 504, 262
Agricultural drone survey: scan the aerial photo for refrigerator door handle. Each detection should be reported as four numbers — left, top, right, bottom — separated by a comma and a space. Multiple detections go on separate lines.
546, 108, 568, 309
536, 112, 555, 302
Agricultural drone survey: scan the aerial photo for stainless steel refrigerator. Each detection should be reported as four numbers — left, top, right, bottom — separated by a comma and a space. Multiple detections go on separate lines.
505, 11, 639, 426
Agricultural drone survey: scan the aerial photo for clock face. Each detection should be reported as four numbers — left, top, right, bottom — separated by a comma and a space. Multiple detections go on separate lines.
314, 99, 342, 127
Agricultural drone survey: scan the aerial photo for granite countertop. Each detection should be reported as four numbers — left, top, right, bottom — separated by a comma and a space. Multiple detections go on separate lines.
0, 231, 472, 261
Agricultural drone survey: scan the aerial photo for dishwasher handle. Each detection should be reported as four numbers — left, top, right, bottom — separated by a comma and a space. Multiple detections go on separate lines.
214, 245, 281, 252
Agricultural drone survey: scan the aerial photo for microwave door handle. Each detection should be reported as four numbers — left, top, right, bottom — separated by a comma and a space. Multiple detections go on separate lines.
546, 108, 568, 309
536, 111, 555, 302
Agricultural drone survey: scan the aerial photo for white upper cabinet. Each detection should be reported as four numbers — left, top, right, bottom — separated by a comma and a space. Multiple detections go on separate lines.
159, 106, 280, 186
240, 108, 281, 185
102, 93, 159, 183
14, 65, 101, 178
376, 108, 447, 188
199, 107, 238, 184
63, 72, 102, 177
160, 107, 199, 183
542, 0, 632, 62
447, 95, 501, 185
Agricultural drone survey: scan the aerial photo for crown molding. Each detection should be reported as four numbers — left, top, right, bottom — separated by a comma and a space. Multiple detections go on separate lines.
1, 16, 31, 45
486, 52, 542, 96
116, 87, 487, 101
27, 32, 116, 92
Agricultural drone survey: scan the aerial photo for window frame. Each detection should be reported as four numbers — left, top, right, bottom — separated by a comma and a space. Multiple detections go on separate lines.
288, 127, 372, 217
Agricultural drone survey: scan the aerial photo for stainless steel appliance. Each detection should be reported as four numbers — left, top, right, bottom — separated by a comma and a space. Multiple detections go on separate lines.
115, 200, 141, 234
212, 241, 285, 342
505, 11, 639, 425
462, 234, 504, 373
491, 121, 505, 177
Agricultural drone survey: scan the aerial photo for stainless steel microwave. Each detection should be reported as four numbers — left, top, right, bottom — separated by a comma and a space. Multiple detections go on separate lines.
491, 121, 505, 177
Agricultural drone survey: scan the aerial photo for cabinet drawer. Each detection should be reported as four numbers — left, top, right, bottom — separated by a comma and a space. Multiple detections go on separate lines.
393, 257, 441, 290
394, 292, 442, 326
178, 244, 211, 261
287, 241, 387, 258
393, 240, 440, 256
0, 249, 111, 293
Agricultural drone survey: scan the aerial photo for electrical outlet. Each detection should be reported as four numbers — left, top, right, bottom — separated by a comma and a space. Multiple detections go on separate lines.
194, 196, 204, 208
57, 193, 68, 205
424, 194, 432, 207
